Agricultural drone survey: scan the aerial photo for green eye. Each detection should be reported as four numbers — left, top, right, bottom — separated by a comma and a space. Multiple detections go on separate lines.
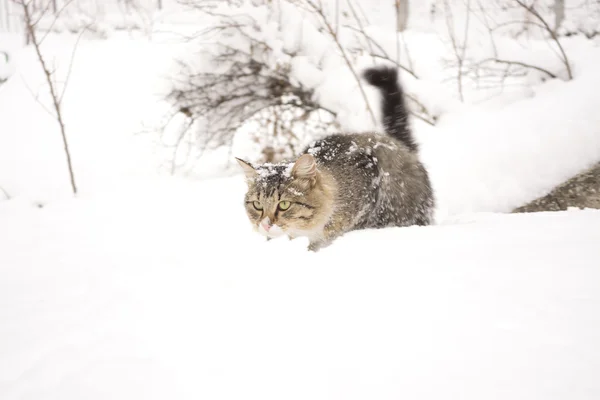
253, 201, 263, 210
278, 201, 291, 211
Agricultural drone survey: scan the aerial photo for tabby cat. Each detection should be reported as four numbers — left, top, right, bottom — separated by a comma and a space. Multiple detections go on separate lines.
236, 66, 434, 251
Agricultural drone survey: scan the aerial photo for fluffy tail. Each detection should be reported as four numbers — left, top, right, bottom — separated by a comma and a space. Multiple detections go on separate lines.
363, 66, 417, 152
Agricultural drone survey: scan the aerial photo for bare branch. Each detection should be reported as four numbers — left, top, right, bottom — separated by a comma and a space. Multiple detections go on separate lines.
59, 24, 89, 104
17, 0, 78, 194
443, 0, 468, 102
295, 0, 377, 125
513, 0, 572, 80
477, 57, 557, 79
38, 0, 78, 44
19, 73, 56, 118
31, 0, 55, 29
405, 93, 437, 126
343, 24, 418, 79
345, 0, 376, 64
474, 0, 498, 58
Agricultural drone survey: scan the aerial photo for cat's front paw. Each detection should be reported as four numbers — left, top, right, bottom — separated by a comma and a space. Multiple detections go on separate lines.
308, 240, 329, 252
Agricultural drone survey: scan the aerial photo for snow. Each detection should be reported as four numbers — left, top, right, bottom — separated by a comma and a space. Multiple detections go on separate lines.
1, 186, 600, 399
1, 1, 600, 398
421, 42, 600, 219
255, 161, 295, 180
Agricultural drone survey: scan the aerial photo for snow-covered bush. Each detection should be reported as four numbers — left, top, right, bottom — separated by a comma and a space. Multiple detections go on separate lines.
159, 0, 600, 171
161, 0, 442, 168
160, 0, 341, 167
163, 16, 339, 165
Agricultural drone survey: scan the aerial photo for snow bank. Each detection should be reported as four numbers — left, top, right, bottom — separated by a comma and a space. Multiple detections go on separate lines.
421, 42, 600, 219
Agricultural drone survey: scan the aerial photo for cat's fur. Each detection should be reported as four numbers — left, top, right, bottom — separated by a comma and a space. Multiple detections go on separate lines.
236, 66, 434, 251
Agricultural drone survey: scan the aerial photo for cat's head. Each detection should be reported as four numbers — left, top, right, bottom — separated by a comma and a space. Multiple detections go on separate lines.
236, 154, 333, 240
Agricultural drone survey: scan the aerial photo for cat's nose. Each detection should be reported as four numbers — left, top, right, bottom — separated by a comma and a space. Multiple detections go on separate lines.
261, 217, 272, 231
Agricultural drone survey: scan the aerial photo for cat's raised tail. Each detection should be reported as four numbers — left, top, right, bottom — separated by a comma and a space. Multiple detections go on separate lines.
363, 66, 417, 152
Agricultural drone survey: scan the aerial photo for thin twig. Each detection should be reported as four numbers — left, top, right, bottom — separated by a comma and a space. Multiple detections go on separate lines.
19, 73, 56, 117
492, 19, 548, 33
345, 0, 375, 64
514, 0, 572, 80
474, 0, 498, 58
405, 93, 436, 126
399, 32, 414, 74
300, 0, 377, 125
31, 0, 55, 28
443, 0, 465, 102
344, 24, 418, 79
59, 24, 89, 104
478, 58, 557, 79
38, 0, 78, 44
19, 0, 78, 194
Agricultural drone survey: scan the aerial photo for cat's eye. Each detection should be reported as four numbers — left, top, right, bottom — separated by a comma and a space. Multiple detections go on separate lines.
278, 201, 291, 211
252, 201, 263, 210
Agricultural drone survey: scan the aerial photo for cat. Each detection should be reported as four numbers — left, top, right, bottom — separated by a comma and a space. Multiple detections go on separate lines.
236, 66, 435, 251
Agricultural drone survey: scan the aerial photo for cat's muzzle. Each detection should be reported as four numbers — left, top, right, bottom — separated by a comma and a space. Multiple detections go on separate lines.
258, 217, 285, 238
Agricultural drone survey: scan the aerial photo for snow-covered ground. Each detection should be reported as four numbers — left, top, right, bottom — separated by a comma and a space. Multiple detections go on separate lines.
1, 3, 600, 398
1, 184, 599, 400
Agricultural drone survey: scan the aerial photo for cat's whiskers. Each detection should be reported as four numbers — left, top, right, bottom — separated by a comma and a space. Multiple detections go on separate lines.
258, 218, 286, 238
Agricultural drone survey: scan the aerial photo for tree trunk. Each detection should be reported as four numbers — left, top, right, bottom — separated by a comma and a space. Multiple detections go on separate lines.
395, 0, 409, 32
513, 162, 600, 213
554, 0, 565, 33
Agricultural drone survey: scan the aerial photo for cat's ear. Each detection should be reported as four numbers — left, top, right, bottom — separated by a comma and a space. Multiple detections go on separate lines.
235, 157, 257, 180
292, 154, 317, 179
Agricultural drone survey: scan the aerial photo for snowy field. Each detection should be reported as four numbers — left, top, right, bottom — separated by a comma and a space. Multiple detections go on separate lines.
1, 186, 599, 399
2, 1, 600, 398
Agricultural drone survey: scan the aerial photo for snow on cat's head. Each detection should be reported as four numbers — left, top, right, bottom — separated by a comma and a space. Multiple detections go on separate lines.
235, 154, 334, 242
